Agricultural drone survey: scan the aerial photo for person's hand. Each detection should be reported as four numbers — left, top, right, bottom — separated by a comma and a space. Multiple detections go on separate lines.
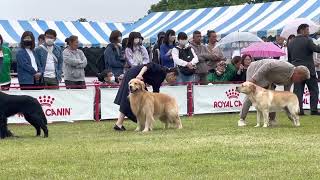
187, 62, 194, 69
136, 75, 143, 81
34, 73, 41, 81
239, 64, 244, 70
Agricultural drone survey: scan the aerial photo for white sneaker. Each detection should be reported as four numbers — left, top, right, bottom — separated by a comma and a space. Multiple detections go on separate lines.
238, 119, 246, 127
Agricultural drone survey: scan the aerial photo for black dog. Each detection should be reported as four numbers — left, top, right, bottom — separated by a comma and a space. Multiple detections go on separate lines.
0, 91, 48, 139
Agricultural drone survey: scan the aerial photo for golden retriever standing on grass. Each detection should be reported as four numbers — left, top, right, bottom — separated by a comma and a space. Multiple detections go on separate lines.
128, 78, 183, 132
236, 82, 300, 128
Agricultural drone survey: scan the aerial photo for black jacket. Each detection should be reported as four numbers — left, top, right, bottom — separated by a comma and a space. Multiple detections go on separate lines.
288, 35, 320, 75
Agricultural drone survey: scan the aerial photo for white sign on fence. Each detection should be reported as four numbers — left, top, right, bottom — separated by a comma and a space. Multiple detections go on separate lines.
193, 84, 320, 114
7, 88, 95, 123
193, 84, 255, 114
100, 86, 188, 120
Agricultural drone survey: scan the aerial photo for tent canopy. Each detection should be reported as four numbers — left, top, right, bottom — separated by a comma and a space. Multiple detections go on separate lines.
123, 0, 320, 42
0, 20, 131, 47
0, 0, 319, 47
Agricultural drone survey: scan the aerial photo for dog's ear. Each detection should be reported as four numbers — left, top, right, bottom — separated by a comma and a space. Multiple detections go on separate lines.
139, 81, 146, 91
249, 84, 256, 93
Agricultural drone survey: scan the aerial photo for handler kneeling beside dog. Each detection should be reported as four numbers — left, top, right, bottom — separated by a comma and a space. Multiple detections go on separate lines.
238, 59, 310, 127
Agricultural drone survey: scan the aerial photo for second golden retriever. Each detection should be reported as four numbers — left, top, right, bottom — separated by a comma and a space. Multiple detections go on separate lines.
236, 82, 300, 127
128, 78, 183, 132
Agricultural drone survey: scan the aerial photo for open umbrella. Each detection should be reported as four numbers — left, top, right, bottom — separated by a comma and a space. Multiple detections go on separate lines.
280, 18, 320, 39
217, 32, 263, 46
241, 42, 286, 58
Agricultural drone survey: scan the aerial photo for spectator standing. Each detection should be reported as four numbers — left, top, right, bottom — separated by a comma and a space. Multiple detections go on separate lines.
63, 35, 87, 89
37, 34, 45, 46
35, 29, 63, 89
206, 30, 225, 71
0, 34, 12, 90
16, 31, 43, 90
104, 30, 125, 82
190, 30, 213, 85
125, 32, 149, 67
274, 35, 285, 59
172, 32, 198, 83
152, 31, 165, 64
315, 51, 320, 78
160, 30, 176, 68
288, 24, 320, 115
280, 35, 296, 61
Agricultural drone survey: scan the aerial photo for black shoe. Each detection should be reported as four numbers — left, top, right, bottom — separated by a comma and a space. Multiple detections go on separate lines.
310, 111, 320, 115
113, 125, 126, 131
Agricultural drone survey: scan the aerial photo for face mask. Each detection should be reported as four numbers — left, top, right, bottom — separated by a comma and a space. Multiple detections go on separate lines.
23, 40, 33, 47
179, 40, 188, 46
45, 38, 55, 46
134, 38, 140, 45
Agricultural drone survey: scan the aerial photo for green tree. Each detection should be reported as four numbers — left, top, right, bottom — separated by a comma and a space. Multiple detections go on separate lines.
149, 0, 280, 12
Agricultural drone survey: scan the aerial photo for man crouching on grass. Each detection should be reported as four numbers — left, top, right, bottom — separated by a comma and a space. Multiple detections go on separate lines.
238, 59, 310, 127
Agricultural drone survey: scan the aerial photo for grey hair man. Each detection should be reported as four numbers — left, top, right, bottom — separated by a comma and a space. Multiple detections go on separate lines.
238, 59, 310, 127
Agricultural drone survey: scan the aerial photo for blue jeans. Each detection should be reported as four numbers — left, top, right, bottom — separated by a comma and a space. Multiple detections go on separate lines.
177, 72, 195, 84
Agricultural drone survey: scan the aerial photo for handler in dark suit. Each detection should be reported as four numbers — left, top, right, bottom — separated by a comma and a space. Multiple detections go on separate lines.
288, 24, 320, 115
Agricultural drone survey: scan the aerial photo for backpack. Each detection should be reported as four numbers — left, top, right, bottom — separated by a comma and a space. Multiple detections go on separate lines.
176, 46, 195, 76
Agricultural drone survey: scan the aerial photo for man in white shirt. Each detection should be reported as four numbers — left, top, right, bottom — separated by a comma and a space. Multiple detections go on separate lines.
172, 32, 198, 83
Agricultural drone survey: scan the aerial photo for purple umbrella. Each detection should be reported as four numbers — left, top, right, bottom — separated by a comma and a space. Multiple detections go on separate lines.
241, 42, 286, 58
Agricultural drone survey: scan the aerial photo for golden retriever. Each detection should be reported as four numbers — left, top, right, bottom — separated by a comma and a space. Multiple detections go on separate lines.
236, 82, 300, 127
128, 78, 183, 132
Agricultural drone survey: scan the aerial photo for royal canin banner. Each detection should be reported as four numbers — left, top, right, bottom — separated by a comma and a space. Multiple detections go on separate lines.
193, 84, 255, 114
301, 85, 320, 109
7, 89, 95, 123
100, 86, 188, 119
193, 84, 320, 114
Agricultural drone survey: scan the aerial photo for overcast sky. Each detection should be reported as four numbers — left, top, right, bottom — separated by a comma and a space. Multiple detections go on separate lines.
0, 0, 160, 23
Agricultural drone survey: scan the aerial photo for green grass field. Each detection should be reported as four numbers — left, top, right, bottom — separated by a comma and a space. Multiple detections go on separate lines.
1, 112, 320, 180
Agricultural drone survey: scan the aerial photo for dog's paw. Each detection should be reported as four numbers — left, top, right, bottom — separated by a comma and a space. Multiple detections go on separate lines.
295, 122, 301, 127
135, 127, 141, 132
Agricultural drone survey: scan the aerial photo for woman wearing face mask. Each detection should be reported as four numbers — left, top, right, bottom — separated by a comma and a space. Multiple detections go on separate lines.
160, 30, 176, 68
16, 31, 43, 90
104, 30, 125, 82
125, 32, 149, 67
63, 35, 87, 89
172, 32, 199, 83
0, 34, 12, 90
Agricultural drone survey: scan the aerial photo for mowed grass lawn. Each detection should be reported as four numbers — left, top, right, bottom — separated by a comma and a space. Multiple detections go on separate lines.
1, 112, 320, 180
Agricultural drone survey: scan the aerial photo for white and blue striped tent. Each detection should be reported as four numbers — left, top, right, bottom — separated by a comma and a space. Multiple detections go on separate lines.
0, 20, 131, 47
123, 0, 320, 42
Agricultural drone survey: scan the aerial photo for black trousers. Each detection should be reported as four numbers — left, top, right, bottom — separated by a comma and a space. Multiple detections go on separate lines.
293, 75, 319, 112
65, 80, 86, 89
